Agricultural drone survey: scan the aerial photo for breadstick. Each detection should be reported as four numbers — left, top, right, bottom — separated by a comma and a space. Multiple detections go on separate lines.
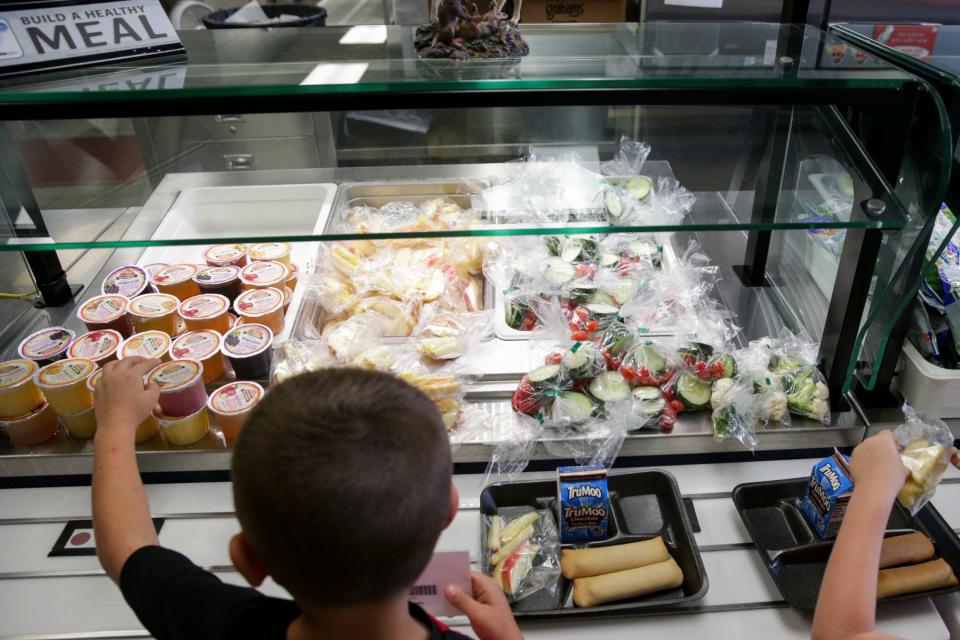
879, 533, 935, 569
877, 558, 959, 600
561, 537, 670, 580
573, 557, 684, 608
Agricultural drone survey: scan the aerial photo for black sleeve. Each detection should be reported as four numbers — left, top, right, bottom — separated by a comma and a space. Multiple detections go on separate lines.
119, 546, 296, 640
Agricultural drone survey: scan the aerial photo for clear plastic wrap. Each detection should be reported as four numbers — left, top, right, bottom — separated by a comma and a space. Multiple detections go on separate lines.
767, 331, 831, 425
413, 309, 494, 363
483, 509, 562, 603
709, 376, 758, 451
600, 136, 652, 178
892, 403, 954, 516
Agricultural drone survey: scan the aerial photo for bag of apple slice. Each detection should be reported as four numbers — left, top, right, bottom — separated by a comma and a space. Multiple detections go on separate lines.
484, 509, 562, 603
413, 309, 494, 363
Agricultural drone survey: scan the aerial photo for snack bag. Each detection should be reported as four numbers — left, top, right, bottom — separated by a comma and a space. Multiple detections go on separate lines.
484, 510, 561, 603
893, 404, 954, 516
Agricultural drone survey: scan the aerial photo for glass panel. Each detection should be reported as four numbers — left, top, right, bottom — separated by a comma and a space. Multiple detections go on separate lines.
0, 23, 913, 103
832, 24, 960, 88
0, 105, 907, 252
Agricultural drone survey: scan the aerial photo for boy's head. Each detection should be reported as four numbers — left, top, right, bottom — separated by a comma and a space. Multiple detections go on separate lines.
231, 369, 454, 606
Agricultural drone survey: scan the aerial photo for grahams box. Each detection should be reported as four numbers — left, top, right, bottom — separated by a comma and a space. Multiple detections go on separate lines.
800, 451, 854, 539
522, 0, 626, 23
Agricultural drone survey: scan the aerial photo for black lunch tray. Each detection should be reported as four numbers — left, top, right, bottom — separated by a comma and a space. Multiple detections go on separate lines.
479, 469, 708, 618
732, 478, 960, 612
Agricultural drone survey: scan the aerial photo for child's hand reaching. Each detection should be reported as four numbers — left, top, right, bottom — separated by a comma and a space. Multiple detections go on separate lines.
445, 572, 522, 640
848, 430, 906, 502
94, 357, 161, 441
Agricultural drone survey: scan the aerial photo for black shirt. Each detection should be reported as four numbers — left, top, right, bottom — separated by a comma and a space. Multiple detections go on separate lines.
119, 546, 471, 640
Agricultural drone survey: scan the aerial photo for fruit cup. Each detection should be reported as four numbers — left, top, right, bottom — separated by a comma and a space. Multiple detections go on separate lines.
34, 358, 97, 415
286, 263, 299, 291
0, 359, 43, 418
204, 243, 247, 268
119, 331, 172, 362
240, 261, 288, 291
102, 265, 149, 299
0, 402, 59, 446
169, 330, 225, 383
247, 242, 291, 267
18, 327, 74, 366
178, 294, 231, 335
86, 370, 159, 443
67, 330, 122, 366
234, 287, 284, 335
151, 264, 200, 301
222, 323, 273, 380
193, 265, 242, 303
61, 407, 97, 439
77, 294, 133, 338
147, 359, 207, 418
208, 380, 263, 441
155, 406, 210, 446
128, 294, 180, 336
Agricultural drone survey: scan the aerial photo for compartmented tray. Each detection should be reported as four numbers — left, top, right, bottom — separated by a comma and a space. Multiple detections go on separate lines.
479, 470, 708, 618
732, 478, 960, 611
140, 183, 337, 343
329, 178, 488, 224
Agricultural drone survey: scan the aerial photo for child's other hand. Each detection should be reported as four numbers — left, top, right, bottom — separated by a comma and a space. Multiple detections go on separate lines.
445, 572, 522, 640
849, 431, 905, 500
94, 357, 161, 440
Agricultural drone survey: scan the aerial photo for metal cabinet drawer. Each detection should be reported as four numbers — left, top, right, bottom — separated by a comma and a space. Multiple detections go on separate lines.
146, 113, 317, 143
153, 138, 322, 173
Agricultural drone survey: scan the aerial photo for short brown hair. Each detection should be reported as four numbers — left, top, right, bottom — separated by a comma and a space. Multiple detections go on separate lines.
232, 369, 452, 605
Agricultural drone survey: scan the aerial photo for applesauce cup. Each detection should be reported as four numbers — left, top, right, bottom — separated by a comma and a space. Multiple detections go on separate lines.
34, 358, 97, 415
0, 359, 43, 419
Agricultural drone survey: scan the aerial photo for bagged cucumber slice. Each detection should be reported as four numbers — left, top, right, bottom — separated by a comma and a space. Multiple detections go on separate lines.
584, 302, 619, 328
560, 239, 583, 263
504, 297, 529, 330
600, 252, 620, 268
626, 176, 652, 203
626, 342, 667, 376
709, 353, 737, 378
568, 285, 597, 303
676, 373, 712, 410
605, 191, 624, 221
631, 386, 662, 402
528, 364, 563, 391
562, 343, 603, 379
554, 392, 595, 425
543, 258, 575, 287
589, 371, 631, 403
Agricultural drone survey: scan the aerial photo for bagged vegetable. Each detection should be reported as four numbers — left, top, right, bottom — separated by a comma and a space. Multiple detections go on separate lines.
893, 404, 954, 516
484, 510, 562, 603
709, 375, 758, 451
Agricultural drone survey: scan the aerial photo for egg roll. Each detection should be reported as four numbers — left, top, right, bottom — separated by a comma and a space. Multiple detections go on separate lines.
561, 537, 670, 580
879, 533, 935, 569
877, 558, 958, 600
572, 557, 684, 608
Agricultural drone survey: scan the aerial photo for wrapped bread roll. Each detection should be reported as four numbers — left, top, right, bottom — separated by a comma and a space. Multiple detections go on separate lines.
573, 558, 684, 608
877, 558, 958, 600
561, 537, 670, 580
879, 533, 935, 569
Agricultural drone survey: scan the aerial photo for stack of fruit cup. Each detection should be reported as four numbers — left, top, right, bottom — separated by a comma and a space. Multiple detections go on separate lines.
222, 324, 274, 380
148, 359, 209, 446
67, 330, 122, 367
0, 358, 59, 446
178, 294, 231, 335
34, 358, 97, 440
77, 294, 133, 338
128, 293, 180, 336
234, 288, 284, 334
151, 264, 200, 301
86, 369, 159, 444
169, 331, 225, 383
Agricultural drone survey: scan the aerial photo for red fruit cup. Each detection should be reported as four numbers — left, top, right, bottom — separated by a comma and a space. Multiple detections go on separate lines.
147, 359, 207, 418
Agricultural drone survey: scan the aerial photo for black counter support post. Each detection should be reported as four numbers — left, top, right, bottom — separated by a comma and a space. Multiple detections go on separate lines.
0, 124, 77, 307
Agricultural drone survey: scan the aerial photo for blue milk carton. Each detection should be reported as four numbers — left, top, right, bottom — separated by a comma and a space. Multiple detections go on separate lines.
557, 465, 609, 544
800, 451, 854, 539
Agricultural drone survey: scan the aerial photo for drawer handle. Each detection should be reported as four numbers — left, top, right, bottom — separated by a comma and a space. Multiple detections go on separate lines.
223, 153, 254, 170
215, 114, 245, 123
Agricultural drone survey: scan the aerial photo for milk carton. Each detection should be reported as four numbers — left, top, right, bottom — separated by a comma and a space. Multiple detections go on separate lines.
557, 465, 609, 544
800, 451, 854, 539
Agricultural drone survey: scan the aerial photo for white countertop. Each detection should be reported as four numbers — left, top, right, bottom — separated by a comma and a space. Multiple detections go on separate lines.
0, 458, 957, 639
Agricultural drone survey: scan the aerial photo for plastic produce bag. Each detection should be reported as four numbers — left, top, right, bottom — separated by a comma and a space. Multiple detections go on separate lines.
600, 136, 652, 178
483, 510, 562, 603
892, 404, 954, 516
709, 376, 758, 451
